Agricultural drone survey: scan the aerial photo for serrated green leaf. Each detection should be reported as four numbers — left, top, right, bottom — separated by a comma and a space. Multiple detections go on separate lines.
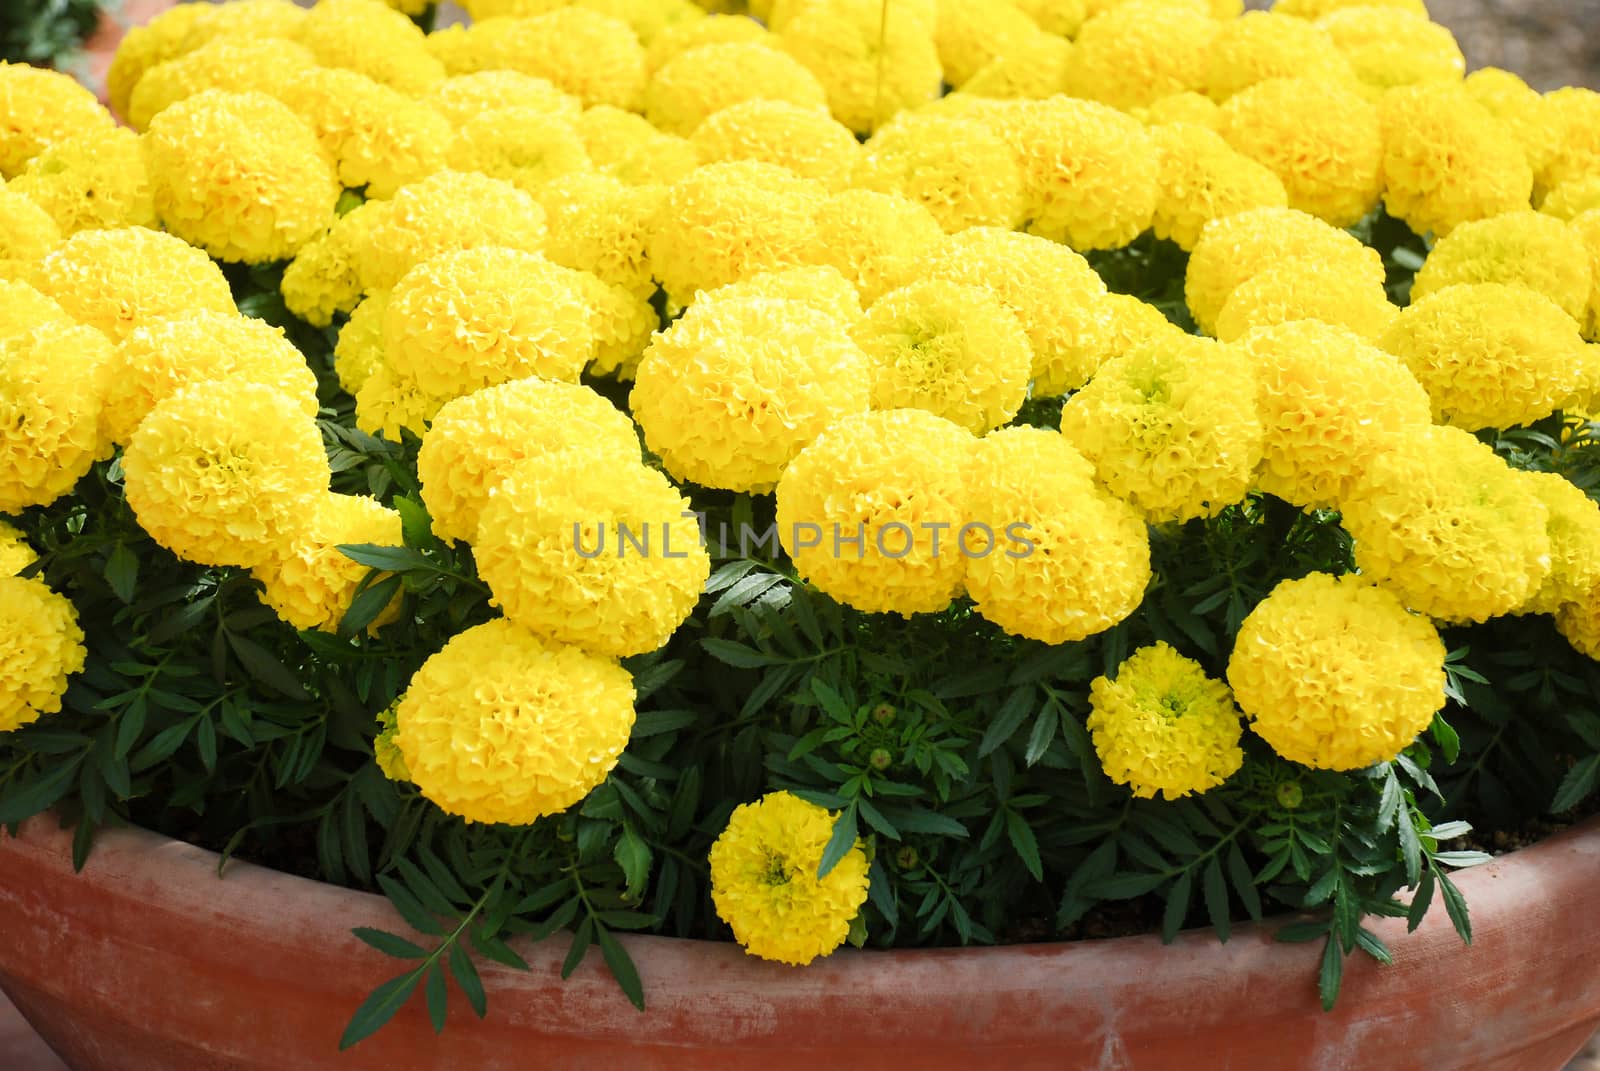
424, 962, 448, 1034
1161, 870, 1192, 943
1202, 858, 1230, 944
817, 803, 859, 879
1225, 842, 1262, 922
614, 826, 653, 900
1084, 871, 1167, 900
700, 638, 783, 669
596, 925, 645, 1011
226, 634, 308, 700
104, 543, 139, 604
978, 686, 1034, 757
339, 971, 422, 1051
1406, 869, 1435, 933
1005, 810, 1043, 882
1437, 870, 1471, 945
352, 927, 427, 960
448, 942, 487, 1018
1318, 936, 1343, 1012
1553, 754, 1600, 814
377, 875, 448, 937
340, 574, 405, 638
0, 758, 82, 825
561, 917, 594, 979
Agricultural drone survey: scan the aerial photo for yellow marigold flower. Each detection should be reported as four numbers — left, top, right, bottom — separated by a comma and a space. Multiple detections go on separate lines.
855, 280, 1030, 434
1543, 177, 1600, 223
476, 455, 710, 658
123, 379, 331, 568
996, 97, 1161, 251
1227, 572, 1445, 770
699, 264, 863, 322
1273, 0, 1427, 15
1060, 336, 1262, 524
709, 790, 870, 967
853, 112, 1025, 234
447, 106, 593, 193
1344, 424, 1551, 622
0, 189, 59, 282
1378, 283, 1587, 431
8, 128, 154, 237
1082, 0, 1218, 17
1315, 8, 1463, 98
1463, 67, 1558, 182
1381, 84, 1533, 238
1150, 123, 1289, 252
458, 0, 571, 14
373, 701, 409, 783
1215, 257, 1396, 343
933, 0, 1041, 89
144, 90, 341, 265
32, 226, 235, 343
1013, 0, 1087, 35
962, 33, 1073, 102
557, 265, 659, 379
382, 247, 593, 398
419, 377, 640, 544
1064, 1, 1217, 112
646, 41, 826, 136
353, 363, 447, 441
1233, 320, 1431, 509
1520, 471, 1600, 618
0, 520, 36, 577
800, 188, 945, 306
647, 161, 824, 303
1215, 77, 1382, 228
1559, 587, 1600, 657
577, 105, 703, 186
965, 427, 1151, 644
1540, 88, 1600, 195
394, 618, 636, 826
0, 321, 111, 514
351, 170, 549, 291
779, 0, 942, 134
0, 575, 85, 733
0, 279, 68, 341
333, 291, 389, 397
1184, 206, 1382, 337
648, 13, 770, 72
102, 310, 320, 447
775, 409, 974, 615
276, 68, 451, 199
427, 71, 583, 128
281, 200, 393, 328
181, 0, 308, 46
1143, 91, 1222, 130
903, 226, 1113, 397
576, 0, 705, 43
534, 173, 661, 297
454, 11, 648, 110
126, 36, 317, 132
631, 294, 871, 491
296, 0, 445, 97
1088, 643, 1244, 800
105, 1, 212, 121
1098, 291, 1187, 353
690, 99, 858, 190
1203, 11, 1357, 103
1572, 209, 1600, 342
252, 493, 404, 633
1411, 211, 1591, 325
0, 62, 113, 178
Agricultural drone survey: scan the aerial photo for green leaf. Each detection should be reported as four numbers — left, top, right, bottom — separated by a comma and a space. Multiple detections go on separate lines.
337, 543, 437, 572
1202, 858, 1230, 944
1398, 810, 1422, 886
632, 708, 698, 739
1225, 842, 1262, 922
1405, 869, 1435, 933
424, 962, 448, 1034
596, 925, 645, 1012
104, 544, 139, 604
1437, 870, 1472, 945
448, 942, 487, 1019
561, 917, 594, 979
1160, 870, 1192, 943
614, 826, 653, 900
394, 496, 438, 550
1432, 850, 1492, 868
1354, 927, 1392, 966
353, 927, 427, 960
1552, 754, 1600, 814
978, 686, 1034, 758
226, 634, 309, 700
340, 575, 405, 638
700, 638, 783, 669
1318, 936, 1344, 1012
1273, 920, 1330, 944
810, 676, 851, 721
0, 758, 82, 825
1022, 704, 1058, 767
1429, 713, 1461, 764
1004, 810, 1043, 882
1084, 871, 1167, 900
470, 929, 530, 972
817, 803, 859, 879
339, 971, 422, 1050
377, 875, 448, 937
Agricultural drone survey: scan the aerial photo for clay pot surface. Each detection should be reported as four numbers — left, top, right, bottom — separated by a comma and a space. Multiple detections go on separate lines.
1, 814, 1597, 1071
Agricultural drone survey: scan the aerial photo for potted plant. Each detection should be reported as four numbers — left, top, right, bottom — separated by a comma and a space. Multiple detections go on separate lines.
2, 0, 1599, 1067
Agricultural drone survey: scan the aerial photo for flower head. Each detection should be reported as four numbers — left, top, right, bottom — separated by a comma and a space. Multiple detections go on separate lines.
0, 322, 113, 514
394, 618, 636, 825
281, 201, 392, 327
1150, 122, 1289, 251
1520, 471, 1600, 618
1063, 1, 1218, 112
1381, 84, 1533, 237
127, 36, 317, 132
427, 71, 583, 128
104, 310, 320, 447
647, 41, 828, 137
1411, 212, 1591, 325
252, 493, 404, 633
276, 68, 452, 199
1227, 573, 1445, 770
144, 90, 340, 264
1214, 257, 1396, 343
853, 112, 1025, 235
648, 14, 771, 73
1204, 11, 1357, 102
576, 106, 702, 186
779, 0, 942, 134
933, 0, 1042, 88
1539, 87, 1600, 195
1379, 283, 1587, 431
419, 377, 642, 545
699, 264, 863, 322
709, 791, 870, 966
0, 189, 60, 282
296, 0, 445, 97
962, 33, 1075, 102
799, 188, 945, 306
776, 409, 977, 615
1315, 8, 1463, 97
1234, 320, 1432, 509
8, 127, 155, 236
448, 11, 647, 110
1088, 643, 1244, 800
123, 379, 331, 568
1060, 336, 1263, 524
0, 280, 69, 340
964, 427, 1151, 645
691, 99, 859, 190
535, 173, 663, 297
0, 575, 86, 733
0, 62, 114, 178
1463, 67, 1559, 181
0, 520, 36, 577
631, 294, 871, 492
446, 106, 593, 194
855, 279, 1032, 434
1342, 424, 1551, 623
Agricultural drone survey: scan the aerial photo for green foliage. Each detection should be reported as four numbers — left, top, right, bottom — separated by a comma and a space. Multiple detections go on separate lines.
1, 206, 1594, 1051
0, 0, 104, 66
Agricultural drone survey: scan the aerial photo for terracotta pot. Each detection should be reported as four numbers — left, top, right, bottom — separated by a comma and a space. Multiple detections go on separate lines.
0, 814, 1597, 1071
